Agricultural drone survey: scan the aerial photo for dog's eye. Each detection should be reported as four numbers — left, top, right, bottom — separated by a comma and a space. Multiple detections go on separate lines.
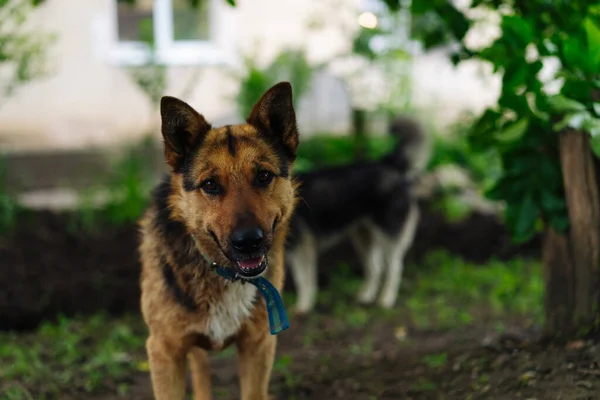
200, 179, 220, 194
256, 171, 274, 186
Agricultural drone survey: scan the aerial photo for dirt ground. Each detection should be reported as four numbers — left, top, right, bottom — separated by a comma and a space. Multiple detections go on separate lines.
83, 315, 599, 400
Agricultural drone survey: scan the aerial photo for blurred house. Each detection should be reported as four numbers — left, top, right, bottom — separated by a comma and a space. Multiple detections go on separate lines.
0, 0, 503, 154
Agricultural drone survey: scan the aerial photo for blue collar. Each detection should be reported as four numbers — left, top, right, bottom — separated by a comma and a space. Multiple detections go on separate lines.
193, 240, 290, 335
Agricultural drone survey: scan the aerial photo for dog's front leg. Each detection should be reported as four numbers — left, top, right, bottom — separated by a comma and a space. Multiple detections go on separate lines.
146, 335, 188, 400
237, 330, 277, 400
189, 347, 213, 400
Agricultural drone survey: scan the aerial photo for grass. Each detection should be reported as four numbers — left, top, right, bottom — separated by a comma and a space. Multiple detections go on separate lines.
422, 352, 448, 368
0, 252, 543, 399
406, 251, 543, 329
286, 251, 543, 332
0, 313, 147, 400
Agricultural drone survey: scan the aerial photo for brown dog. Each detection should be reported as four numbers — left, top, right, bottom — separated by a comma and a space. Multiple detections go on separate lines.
138, 82, 299, 400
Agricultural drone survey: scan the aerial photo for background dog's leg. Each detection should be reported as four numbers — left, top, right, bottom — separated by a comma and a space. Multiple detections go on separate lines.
378, 204, 420, 309
189, 347, 213, 400
289, 234, 318, 314
237, 331, 276, 400
146, 335, 188, 400
349, 228, 368, 264
357, 231, 384, 305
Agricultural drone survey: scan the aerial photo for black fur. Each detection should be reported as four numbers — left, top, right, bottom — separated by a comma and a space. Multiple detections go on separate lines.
152, 176, 201, 268
162, 260, 197, 312
257, 131, 291, 178
287, 117, 423, 247
182, 176, 197, 192
226, 126, 237, 156
289, 164, 411, 242
180, 148, 202, 192
166, 120, 210, 174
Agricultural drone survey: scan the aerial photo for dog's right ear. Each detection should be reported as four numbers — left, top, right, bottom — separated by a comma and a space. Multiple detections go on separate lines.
160, 96, 211, 172
246, 82, 298, 161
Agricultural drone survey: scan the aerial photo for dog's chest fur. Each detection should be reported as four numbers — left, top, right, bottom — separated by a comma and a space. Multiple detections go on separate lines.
204, 281, 258, 343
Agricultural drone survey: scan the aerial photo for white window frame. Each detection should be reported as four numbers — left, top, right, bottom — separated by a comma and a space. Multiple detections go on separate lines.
106, 0, 237, 66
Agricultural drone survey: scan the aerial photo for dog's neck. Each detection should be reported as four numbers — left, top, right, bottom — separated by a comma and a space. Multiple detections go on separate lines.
189, 233, 290, 335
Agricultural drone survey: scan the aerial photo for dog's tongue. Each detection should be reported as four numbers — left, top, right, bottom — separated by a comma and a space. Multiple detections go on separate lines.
237, 256, 264, 270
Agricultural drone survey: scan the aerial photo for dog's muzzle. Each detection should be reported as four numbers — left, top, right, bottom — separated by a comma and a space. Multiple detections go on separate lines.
235, 255, 268, 278
228, 225, 269, 278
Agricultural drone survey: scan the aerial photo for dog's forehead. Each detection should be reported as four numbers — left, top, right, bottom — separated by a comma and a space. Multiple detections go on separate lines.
191, 124, 279, 173
205, 124, 256, 143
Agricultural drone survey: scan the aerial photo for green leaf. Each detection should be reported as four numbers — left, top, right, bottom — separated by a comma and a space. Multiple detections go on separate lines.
494, 118, 529, 143
502, 62, 528, 91
468, 109, 502, 150
553, 111, 591, 131
593, 103, 600, 117
502, 15, 534, 47
591, 135, 600, 157
547, 95, 587, 113
382, 0, 401, 12
498, 92, 529, 114
583, 17, 600, 68
540, 190, 566, 213
225, 0, 236, 6
549, 213, 570, 233
583, 116, 600, 137
561, 79, 595, 104
561, 36, 594, 74
506, 192, 539, 243
486, 175, 529, 203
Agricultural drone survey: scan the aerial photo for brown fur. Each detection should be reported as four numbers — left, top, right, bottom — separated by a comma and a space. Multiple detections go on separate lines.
138, 82, 300, 400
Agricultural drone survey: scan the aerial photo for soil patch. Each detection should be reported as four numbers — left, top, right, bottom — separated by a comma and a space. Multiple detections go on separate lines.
0, 207, 539, 331
50, 315, 600, 400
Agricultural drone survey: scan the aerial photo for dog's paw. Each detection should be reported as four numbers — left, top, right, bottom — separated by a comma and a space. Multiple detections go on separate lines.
377, 293, 397, 309
356, 290, 376, 306
290, 306, 311, 318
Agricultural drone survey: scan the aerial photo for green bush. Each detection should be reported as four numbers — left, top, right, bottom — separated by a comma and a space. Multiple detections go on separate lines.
236, 48, 315, 119
427, 117, 502, 191
73, 137, 157, 231
294, 133, 396, 173
0, 157, 19, 233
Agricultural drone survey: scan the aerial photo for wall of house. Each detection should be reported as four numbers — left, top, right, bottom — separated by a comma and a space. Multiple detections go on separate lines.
0, 0, 503, 154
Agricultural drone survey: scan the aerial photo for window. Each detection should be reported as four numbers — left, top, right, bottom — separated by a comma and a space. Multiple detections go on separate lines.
109, 0, 234, 66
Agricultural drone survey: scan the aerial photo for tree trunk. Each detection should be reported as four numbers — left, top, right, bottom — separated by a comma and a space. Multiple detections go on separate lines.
542, 227, 574, 335
544, 130, 600, 337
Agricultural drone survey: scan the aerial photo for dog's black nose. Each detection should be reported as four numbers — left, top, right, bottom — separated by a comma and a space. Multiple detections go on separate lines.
231, 227, 264, 253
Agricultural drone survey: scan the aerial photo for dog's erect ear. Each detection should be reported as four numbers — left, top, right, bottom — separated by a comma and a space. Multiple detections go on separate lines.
160, 96, 211, 172
246, 81, 299, 160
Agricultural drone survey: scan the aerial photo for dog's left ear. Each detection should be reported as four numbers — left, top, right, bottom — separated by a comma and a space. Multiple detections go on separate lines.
160, 96, 211, 172
246, 81, 299, 161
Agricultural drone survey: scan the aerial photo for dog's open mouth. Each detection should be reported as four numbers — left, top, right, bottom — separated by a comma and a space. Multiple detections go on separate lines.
235, 255, 267, 279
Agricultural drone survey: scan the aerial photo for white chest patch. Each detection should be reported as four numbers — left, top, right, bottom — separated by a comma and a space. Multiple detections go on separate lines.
206, 282, 258, 343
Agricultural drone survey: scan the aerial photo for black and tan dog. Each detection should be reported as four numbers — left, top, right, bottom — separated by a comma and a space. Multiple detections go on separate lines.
138, 82, 299, 400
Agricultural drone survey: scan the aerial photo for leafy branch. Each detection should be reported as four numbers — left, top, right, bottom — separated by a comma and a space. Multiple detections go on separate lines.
0, 0, 56, 108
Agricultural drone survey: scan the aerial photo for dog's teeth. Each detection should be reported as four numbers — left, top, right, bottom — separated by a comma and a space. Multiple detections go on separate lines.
236, 256, 265, 270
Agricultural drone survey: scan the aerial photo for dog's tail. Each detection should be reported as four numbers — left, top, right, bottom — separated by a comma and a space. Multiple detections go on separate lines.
383, 115, 431, 178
